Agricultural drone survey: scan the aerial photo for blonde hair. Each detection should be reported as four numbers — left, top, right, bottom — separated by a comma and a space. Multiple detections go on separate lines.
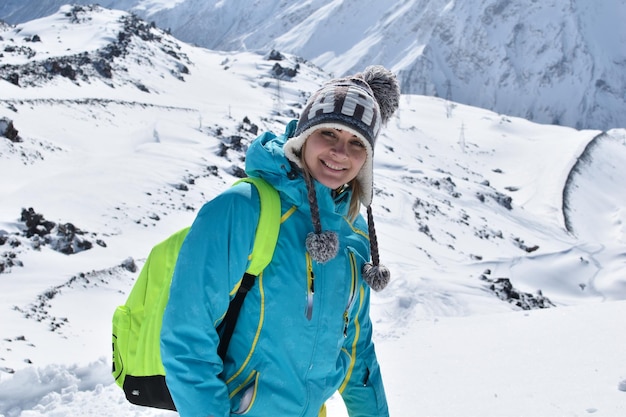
347, 180, 363, 221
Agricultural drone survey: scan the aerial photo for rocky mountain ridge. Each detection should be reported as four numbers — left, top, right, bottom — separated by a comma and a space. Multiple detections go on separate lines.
2, 0, 625, 130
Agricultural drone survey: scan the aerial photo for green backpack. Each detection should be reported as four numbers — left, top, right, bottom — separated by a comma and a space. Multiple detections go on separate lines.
111, 177, 281, 410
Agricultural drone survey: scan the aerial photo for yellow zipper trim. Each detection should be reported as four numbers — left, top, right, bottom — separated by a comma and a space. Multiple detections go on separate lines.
281, 205, 297, 223
225, 271, 265, 385
338, 285, 365, 394
344, 215, 369, 240
229, 369, 257, 398
347, 253, 357, 310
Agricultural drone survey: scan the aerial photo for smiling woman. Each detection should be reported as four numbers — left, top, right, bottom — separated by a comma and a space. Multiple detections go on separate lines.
161, 65, 400, 417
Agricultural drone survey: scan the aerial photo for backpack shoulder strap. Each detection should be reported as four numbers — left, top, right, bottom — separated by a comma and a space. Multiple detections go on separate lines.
236, 176, 281, 275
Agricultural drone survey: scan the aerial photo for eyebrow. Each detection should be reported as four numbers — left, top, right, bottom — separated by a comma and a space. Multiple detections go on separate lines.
320, 128, 360, 142
332, 128, 358, 138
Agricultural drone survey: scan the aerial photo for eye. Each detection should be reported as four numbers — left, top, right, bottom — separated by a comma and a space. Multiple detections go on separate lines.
350, 139, 365, 148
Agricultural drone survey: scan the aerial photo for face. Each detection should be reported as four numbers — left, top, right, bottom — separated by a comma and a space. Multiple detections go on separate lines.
302, 128, 367, 190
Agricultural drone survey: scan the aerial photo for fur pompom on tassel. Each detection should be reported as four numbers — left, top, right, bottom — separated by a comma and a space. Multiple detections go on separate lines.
362, 262, 390, 291
306, 231, 339, 263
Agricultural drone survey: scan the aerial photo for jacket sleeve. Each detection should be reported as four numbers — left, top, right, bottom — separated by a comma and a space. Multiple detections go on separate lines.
339, 283, 390, 417
160, 183, 260, 417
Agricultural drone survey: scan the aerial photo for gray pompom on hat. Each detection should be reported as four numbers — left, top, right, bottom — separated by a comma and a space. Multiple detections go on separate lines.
285, 65, 400, 291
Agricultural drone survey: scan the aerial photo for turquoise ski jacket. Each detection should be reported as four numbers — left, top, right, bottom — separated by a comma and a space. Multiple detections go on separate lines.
161, 120, 389, 417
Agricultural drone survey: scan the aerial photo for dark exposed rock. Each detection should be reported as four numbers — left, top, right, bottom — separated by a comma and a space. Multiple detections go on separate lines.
0, 117, 20, 142
480, 273, 555, 310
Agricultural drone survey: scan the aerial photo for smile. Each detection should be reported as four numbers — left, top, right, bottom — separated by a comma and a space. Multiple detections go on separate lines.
321, 160, 346, 171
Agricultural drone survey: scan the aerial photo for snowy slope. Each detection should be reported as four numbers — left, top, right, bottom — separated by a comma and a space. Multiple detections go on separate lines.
2, 0, 625, 131
1, 6, 626, 417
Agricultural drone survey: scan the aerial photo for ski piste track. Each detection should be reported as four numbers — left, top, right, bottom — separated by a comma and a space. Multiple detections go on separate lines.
562, 130, 612, 235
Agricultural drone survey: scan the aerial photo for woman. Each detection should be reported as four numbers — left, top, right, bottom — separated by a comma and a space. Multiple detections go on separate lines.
161, 65, 400, 417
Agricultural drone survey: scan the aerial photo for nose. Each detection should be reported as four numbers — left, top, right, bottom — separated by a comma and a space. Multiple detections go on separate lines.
331, 139, 348, 158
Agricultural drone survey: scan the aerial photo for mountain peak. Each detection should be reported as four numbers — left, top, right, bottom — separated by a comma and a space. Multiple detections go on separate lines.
0, 5, 193, 91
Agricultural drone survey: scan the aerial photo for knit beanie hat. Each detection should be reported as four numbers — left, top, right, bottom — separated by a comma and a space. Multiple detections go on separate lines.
284, 65, 400, 291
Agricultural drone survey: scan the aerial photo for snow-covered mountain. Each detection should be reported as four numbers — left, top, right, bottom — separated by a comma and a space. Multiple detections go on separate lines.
2, 0, 625, 131
1, 5, 626, 416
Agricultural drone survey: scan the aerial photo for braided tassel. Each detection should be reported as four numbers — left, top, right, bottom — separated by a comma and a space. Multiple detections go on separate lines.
362, 206, 390, 291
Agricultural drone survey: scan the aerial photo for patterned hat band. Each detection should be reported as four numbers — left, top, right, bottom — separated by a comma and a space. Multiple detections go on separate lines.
295, 82, 382, 150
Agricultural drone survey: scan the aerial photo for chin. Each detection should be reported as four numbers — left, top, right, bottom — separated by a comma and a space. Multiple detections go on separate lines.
321, 179, 346, 189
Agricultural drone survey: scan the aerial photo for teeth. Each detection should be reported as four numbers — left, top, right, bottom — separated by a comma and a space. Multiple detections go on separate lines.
323, 160, 344, 171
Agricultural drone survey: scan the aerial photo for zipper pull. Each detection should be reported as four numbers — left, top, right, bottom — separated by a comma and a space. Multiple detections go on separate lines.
343, 312, 349, 337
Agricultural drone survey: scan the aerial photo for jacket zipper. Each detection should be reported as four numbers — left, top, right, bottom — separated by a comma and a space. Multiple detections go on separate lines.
343, 252, 358, 337
305, 252, 314, 320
